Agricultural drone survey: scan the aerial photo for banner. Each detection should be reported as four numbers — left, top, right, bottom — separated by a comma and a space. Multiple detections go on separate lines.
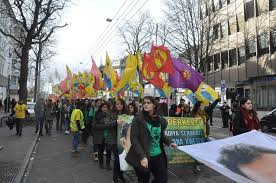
164, 117, 205, 166
117, 115, 205, 171
178, 130, 276, 183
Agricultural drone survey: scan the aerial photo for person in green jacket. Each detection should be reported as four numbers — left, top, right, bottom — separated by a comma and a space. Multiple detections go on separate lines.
70, 103, 84, 153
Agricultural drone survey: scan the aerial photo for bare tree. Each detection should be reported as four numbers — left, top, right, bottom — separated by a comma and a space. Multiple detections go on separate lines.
118, 12, 155, 87
162, 0, 217, 72
118, 12, 155, 55
29, 36, 56, 101
0, 0, 68, 102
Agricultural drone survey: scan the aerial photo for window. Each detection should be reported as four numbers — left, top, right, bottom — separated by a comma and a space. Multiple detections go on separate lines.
213, 23, 220, 40
206, 2, 210, 16
245, 0, 255, 21
270, 30, 276, 52
238, 47, 246, 65
11, 76, 17, 86
258, 32, 269, 55
229, 16, 237, 34
214, 53, 220, 70
207, 57, 213, 72
214, 0, 222, 10
237, 15, 244, 32
229, 48, 237, 67
0, 58, 4, 75
246, 38, 257, 57
270, 0, 276, 10
222, 0, 230, 6
221, 21, 229, 38
257, 0, 269, 15
221, 51, 228, 69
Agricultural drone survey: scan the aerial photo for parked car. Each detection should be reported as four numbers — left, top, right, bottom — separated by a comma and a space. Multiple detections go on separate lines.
260, 109, 276, 132
27, 102, 36, 122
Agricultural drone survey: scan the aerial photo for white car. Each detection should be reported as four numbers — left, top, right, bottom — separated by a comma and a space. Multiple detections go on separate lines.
27, 102, 36, 121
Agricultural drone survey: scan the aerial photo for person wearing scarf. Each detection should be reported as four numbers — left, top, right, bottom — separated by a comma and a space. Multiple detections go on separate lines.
126, 96, 177, 183
232, 98, 260, 136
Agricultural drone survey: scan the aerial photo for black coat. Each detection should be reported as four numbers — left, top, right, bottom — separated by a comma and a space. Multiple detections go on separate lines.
232, 111, 250, 136
126, 111, 172, 168
205, 99, 220, 118
92, 111, 117, 145
220, 105, 230, 119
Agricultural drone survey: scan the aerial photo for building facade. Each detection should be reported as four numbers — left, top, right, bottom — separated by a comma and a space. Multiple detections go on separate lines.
0, 0, 21, 102
203, 0, 276, 110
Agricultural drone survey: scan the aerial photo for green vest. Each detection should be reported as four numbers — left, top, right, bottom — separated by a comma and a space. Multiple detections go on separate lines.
70, 109, 85, 132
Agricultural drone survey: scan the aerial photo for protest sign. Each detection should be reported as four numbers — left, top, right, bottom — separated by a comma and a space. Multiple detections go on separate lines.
165, 117, 205, 165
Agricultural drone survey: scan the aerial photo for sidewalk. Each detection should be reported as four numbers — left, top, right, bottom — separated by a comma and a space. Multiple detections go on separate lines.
0, 125, 38, 183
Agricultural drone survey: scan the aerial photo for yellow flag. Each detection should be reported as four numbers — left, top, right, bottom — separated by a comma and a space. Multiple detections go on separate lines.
162, 82, 171, 97
66, 65, 72, 79
195, 82, 219, 105
104, 52, 117, 89
115, 54, 137, 93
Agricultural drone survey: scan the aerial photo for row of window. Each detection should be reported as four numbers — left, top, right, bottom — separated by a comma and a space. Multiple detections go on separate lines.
201, 0, 276, 21
212, 15, 243, 40
206, 47, 246, 72
247, 30, 276, 57
201, 0, 231, 18
207, 30, 276, 72
245, 0, 276, 21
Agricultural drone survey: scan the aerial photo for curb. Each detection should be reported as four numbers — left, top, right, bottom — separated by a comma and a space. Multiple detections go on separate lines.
14, 133, 39, 183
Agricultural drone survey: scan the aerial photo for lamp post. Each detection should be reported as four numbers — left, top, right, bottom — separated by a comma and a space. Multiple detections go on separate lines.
106, 18, 113, 22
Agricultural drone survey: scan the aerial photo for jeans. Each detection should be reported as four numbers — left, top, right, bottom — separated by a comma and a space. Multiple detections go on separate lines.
45, 120, 53, 135
72, 131, 81, 150
65, 119, 70, 132
56, 113, 62, 131
35, 116, 44, 134
16, 118, 24, 135
134, 153, 168, 183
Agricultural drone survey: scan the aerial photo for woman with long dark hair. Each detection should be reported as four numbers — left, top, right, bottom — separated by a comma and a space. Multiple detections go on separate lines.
191, 101, 209, 137
92, 102, 116, 170
232, 98, 260, 136
126, 96, 177, 183
111, 98, 128, 183
128, 102, 138, 115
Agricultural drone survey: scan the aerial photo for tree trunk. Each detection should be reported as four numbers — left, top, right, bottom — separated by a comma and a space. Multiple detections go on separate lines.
33, 59, 39, 102
33, 43, 43, 102
18, 45, 30, 103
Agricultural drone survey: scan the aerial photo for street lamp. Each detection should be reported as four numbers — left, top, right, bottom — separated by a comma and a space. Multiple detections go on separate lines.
106, 18, 113, 22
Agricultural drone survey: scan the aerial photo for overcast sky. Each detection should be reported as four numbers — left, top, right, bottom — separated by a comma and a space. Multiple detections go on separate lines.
52, 0, 163, 78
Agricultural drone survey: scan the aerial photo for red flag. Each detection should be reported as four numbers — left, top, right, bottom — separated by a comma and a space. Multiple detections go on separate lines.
59, 79, 69, 94
149, 45, 174, 73
90, 57, 100, 79
142, 53, 164, 88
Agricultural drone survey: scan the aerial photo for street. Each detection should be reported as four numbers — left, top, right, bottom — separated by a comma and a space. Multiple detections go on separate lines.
1, 117, 276, 183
